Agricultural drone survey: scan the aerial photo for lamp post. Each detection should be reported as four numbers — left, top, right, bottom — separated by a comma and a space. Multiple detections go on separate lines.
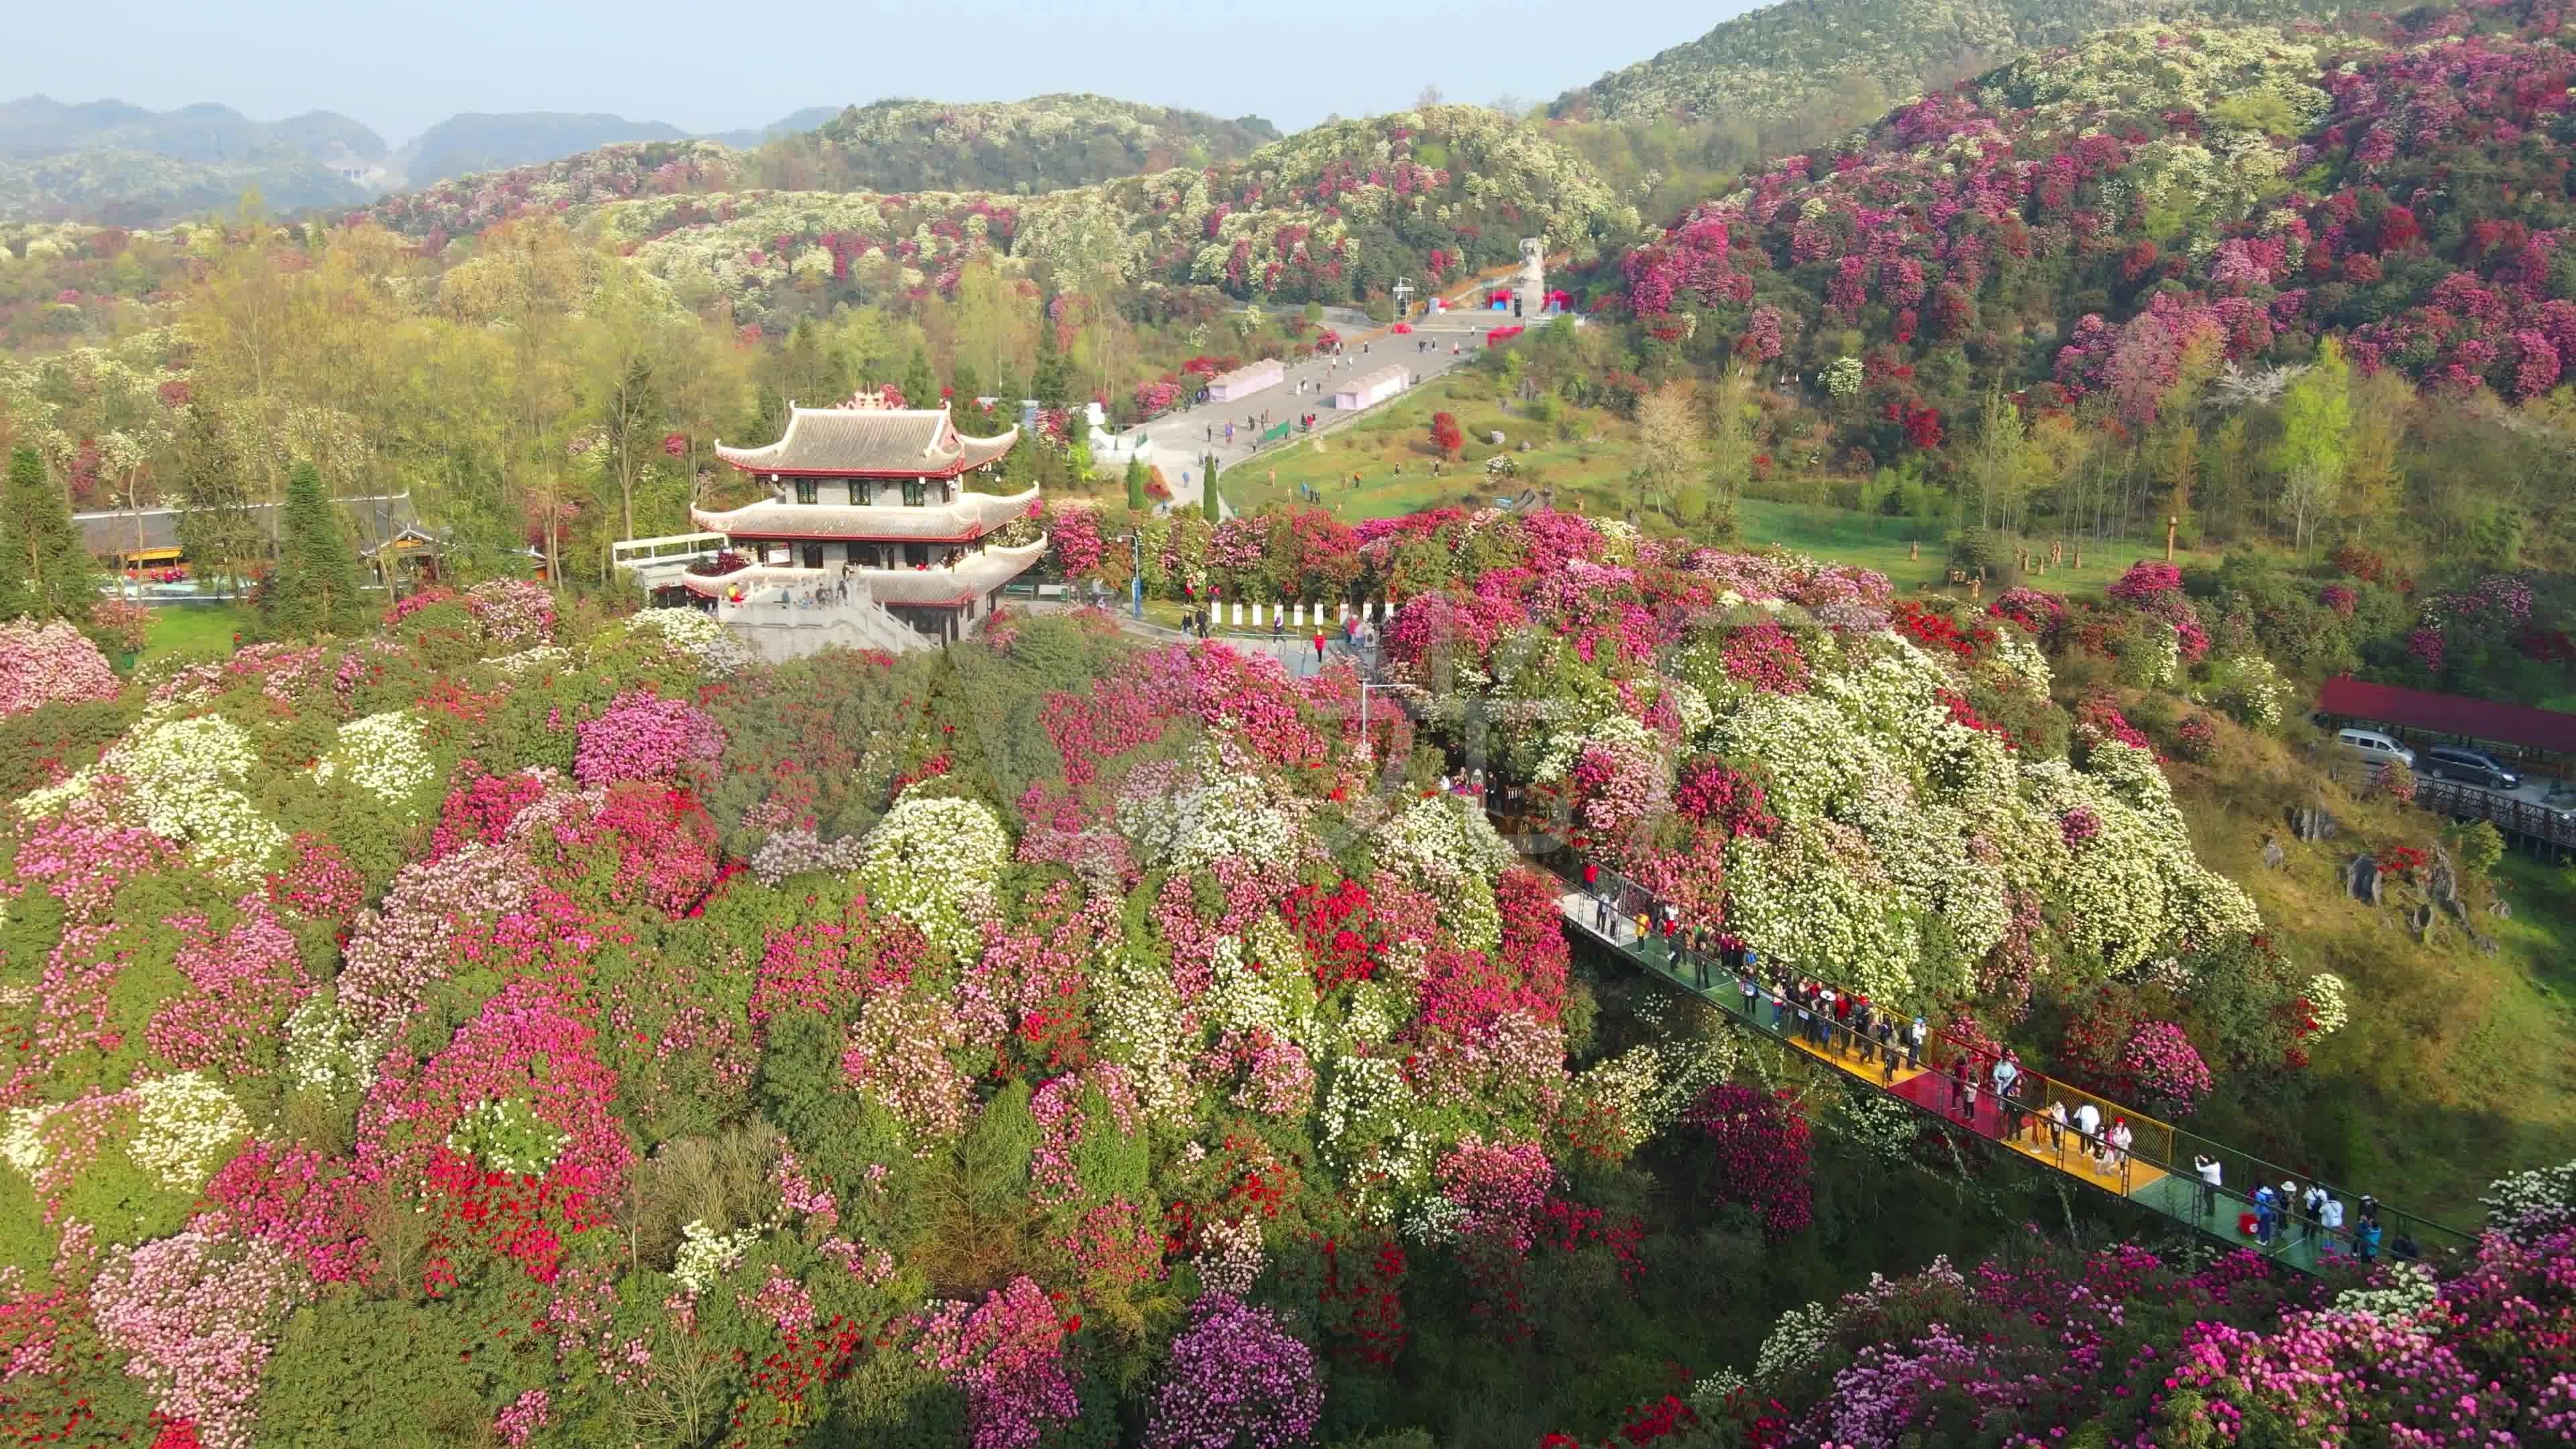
1391, 278, 1415, 323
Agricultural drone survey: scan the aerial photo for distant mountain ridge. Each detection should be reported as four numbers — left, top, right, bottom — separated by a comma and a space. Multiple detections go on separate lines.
0, 95, 384, 225
1554, 0, 2356, 122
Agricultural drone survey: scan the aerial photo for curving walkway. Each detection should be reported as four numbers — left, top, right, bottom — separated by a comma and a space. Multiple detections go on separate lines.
1533, 861, 2477, 1277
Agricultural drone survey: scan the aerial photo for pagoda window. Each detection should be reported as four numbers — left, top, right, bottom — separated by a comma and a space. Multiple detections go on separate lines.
794, 478, 819, 505
845, 480, 866, 504
802, 543, 825, 570
904, 542, 929, 567
902, 478, 927, 508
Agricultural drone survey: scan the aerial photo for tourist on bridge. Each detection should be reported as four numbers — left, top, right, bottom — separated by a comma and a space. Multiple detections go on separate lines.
1991, 1055, 2019, 1111
1792, 984, 1811, 1042
2194, 1155, 2223, 1218
1951, 1055, 1974, 1118
2107, 1118, 2133, 1173
1872, 1010, 1895, 1069
1905, 1015, 1927, 1071
1737, 960, 1758, 1017
2072, 1100, 2102, 1164
2319, 1193, 2345, 1245
2300, 1182, 2328, 1242
1849, 999, 1872, 1061
2356, 1216, 2382, 1263
2253, 1183, 2279, 1244
1998, 1060, 2026, 1140
2047, 1099, 2068, 1154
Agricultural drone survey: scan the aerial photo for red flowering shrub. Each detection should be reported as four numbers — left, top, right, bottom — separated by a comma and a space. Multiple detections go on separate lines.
1683, 1084, 1813, 1239
1430, 412, 1464, 458
1279, 877, 1387, 992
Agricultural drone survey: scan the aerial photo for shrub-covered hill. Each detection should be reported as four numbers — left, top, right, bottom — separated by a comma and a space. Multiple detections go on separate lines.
750, 94, 1279, 196
1555, 0, 2354, 124
0, 505, 2347, 1444
1603, 1, 2576, 416
365, 105, 1638, 327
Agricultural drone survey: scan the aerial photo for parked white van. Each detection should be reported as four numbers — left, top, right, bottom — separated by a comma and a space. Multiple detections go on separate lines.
2334, 727, 2416, 769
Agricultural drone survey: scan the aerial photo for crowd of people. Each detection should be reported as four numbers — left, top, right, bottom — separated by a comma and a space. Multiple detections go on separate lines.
1564, 854, 2421, 1267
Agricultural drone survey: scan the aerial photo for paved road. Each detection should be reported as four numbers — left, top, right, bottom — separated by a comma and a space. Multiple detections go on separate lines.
1104, 311, 1512, 515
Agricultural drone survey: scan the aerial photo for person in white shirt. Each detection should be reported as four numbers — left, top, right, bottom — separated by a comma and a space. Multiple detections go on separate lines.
2194, 1155, 2223, 1218
2320, 1194, 2347, 1247
2302, 1183, 2330, 1242
2072, 1102, 2103, 1163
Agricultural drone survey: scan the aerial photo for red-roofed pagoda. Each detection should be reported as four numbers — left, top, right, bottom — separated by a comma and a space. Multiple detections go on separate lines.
678, 392, 1044, 651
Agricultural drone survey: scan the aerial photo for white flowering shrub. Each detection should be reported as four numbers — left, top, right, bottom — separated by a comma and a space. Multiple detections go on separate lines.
284, 994, 380, 1095
130, 1073, 250, 1192
1318, 1057, 1432, 1223
2482, 1160, 2576, 1244
2304, 972, 2350, 1038
447, 1098, 570, 1176
2201, 651, 2291, 730
2330, 1261, 2442, 1323
672, 1219, 762, 1293
1373, 796, 1515, 887
1752, 1300, 1836, 1380
859, 791, 1011, 954
311, 710, 436, 807
21, 714, 288, 881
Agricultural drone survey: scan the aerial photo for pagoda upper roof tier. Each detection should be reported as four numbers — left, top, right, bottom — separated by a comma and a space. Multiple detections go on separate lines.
714, 400, 1018, 478
690, 486, 1040, 543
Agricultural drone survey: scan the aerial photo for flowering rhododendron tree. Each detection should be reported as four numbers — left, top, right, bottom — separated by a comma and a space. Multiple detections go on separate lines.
0, 618, 119, 717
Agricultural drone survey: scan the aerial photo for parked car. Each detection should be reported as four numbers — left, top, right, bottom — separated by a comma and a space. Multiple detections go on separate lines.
2333, 727, 2416, 770
2421, 745, 2520, 792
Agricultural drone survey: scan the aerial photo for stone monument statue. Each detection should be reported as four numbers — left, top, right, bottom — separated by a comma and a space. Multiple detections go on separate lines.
1517, 237, 1546, 317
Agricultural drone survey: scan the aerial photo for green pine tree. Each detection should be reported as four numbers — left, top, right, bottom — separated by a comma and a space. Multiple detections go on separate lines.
902, 346, 938, 410
951, 360, 982, 404
0, 446, 95, 625
173, 407, 262, 602
1202, 452, 1221, 513
1032, 309, 1071, 409
264, 461, 362, 637
1124, 454, 1149, 511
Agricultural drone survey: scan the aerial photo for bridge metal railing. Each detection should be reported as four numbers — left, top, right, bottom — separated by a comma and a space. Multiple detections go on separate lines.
1515, 815, 2482, 1271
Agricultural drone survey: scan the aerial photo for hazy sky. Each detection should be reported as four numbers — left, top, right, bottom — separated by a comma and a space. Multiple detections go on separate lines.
11, 0, 1749, 148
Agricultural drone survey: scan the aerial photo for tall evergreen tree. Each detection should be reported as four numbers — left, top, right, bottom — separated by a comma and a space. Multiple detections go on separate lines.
0, 445, 95, 625
902, 346, 938, 410
264, 461, 362, 637
173, 407, 262, 602
1124, 454, 1149, 511
951, 360, 982, 406
1032, 307, 1071, 409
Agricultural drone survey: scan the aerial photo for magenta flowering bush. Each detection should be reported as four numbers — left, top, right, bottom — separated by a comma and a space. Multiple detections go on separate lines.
572, 687, 725, 786
1144, 1293, 1324, 1449
2121, 1020, 2216, 1114
1683, 1084, 1813, 1240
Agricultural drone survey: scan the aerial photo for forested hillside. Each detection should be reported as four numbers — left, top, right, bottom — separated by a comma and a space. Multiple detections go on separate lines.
1556, 0, 2353, 123
745, 95, 1277, 195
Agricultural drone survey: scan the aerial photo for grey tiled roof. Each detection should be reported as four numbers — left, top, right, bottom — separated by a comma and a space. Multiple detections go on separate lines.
714, 403, 1020, 478
76, 494, 423, 557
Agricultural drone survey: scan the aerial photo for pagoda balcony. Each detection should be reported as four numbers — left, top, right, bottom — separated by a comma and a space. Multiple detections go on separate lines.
677, 537, 1048, 610
688, 486, 1040, 544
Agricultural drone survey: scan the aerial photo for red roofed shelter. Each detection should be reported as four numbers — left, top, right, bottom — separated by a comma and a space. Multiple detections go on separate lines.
2314, 675, 2576, 771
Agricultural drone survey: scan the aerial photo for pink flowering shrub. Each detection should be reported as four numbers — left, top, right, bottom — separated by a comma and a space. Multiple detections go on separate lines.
2120, 1020, 2214, 1114
913, 1276, 1081, 1449
573, 688, 725, 787
91, 1231, 311, 1449
0, 618, 120, 716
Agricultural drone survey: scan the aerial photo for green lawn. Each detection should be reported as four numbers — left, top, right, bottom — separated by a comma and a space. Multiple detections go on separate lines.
140, 602, 253, 667
1216, 376, 2216, 596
